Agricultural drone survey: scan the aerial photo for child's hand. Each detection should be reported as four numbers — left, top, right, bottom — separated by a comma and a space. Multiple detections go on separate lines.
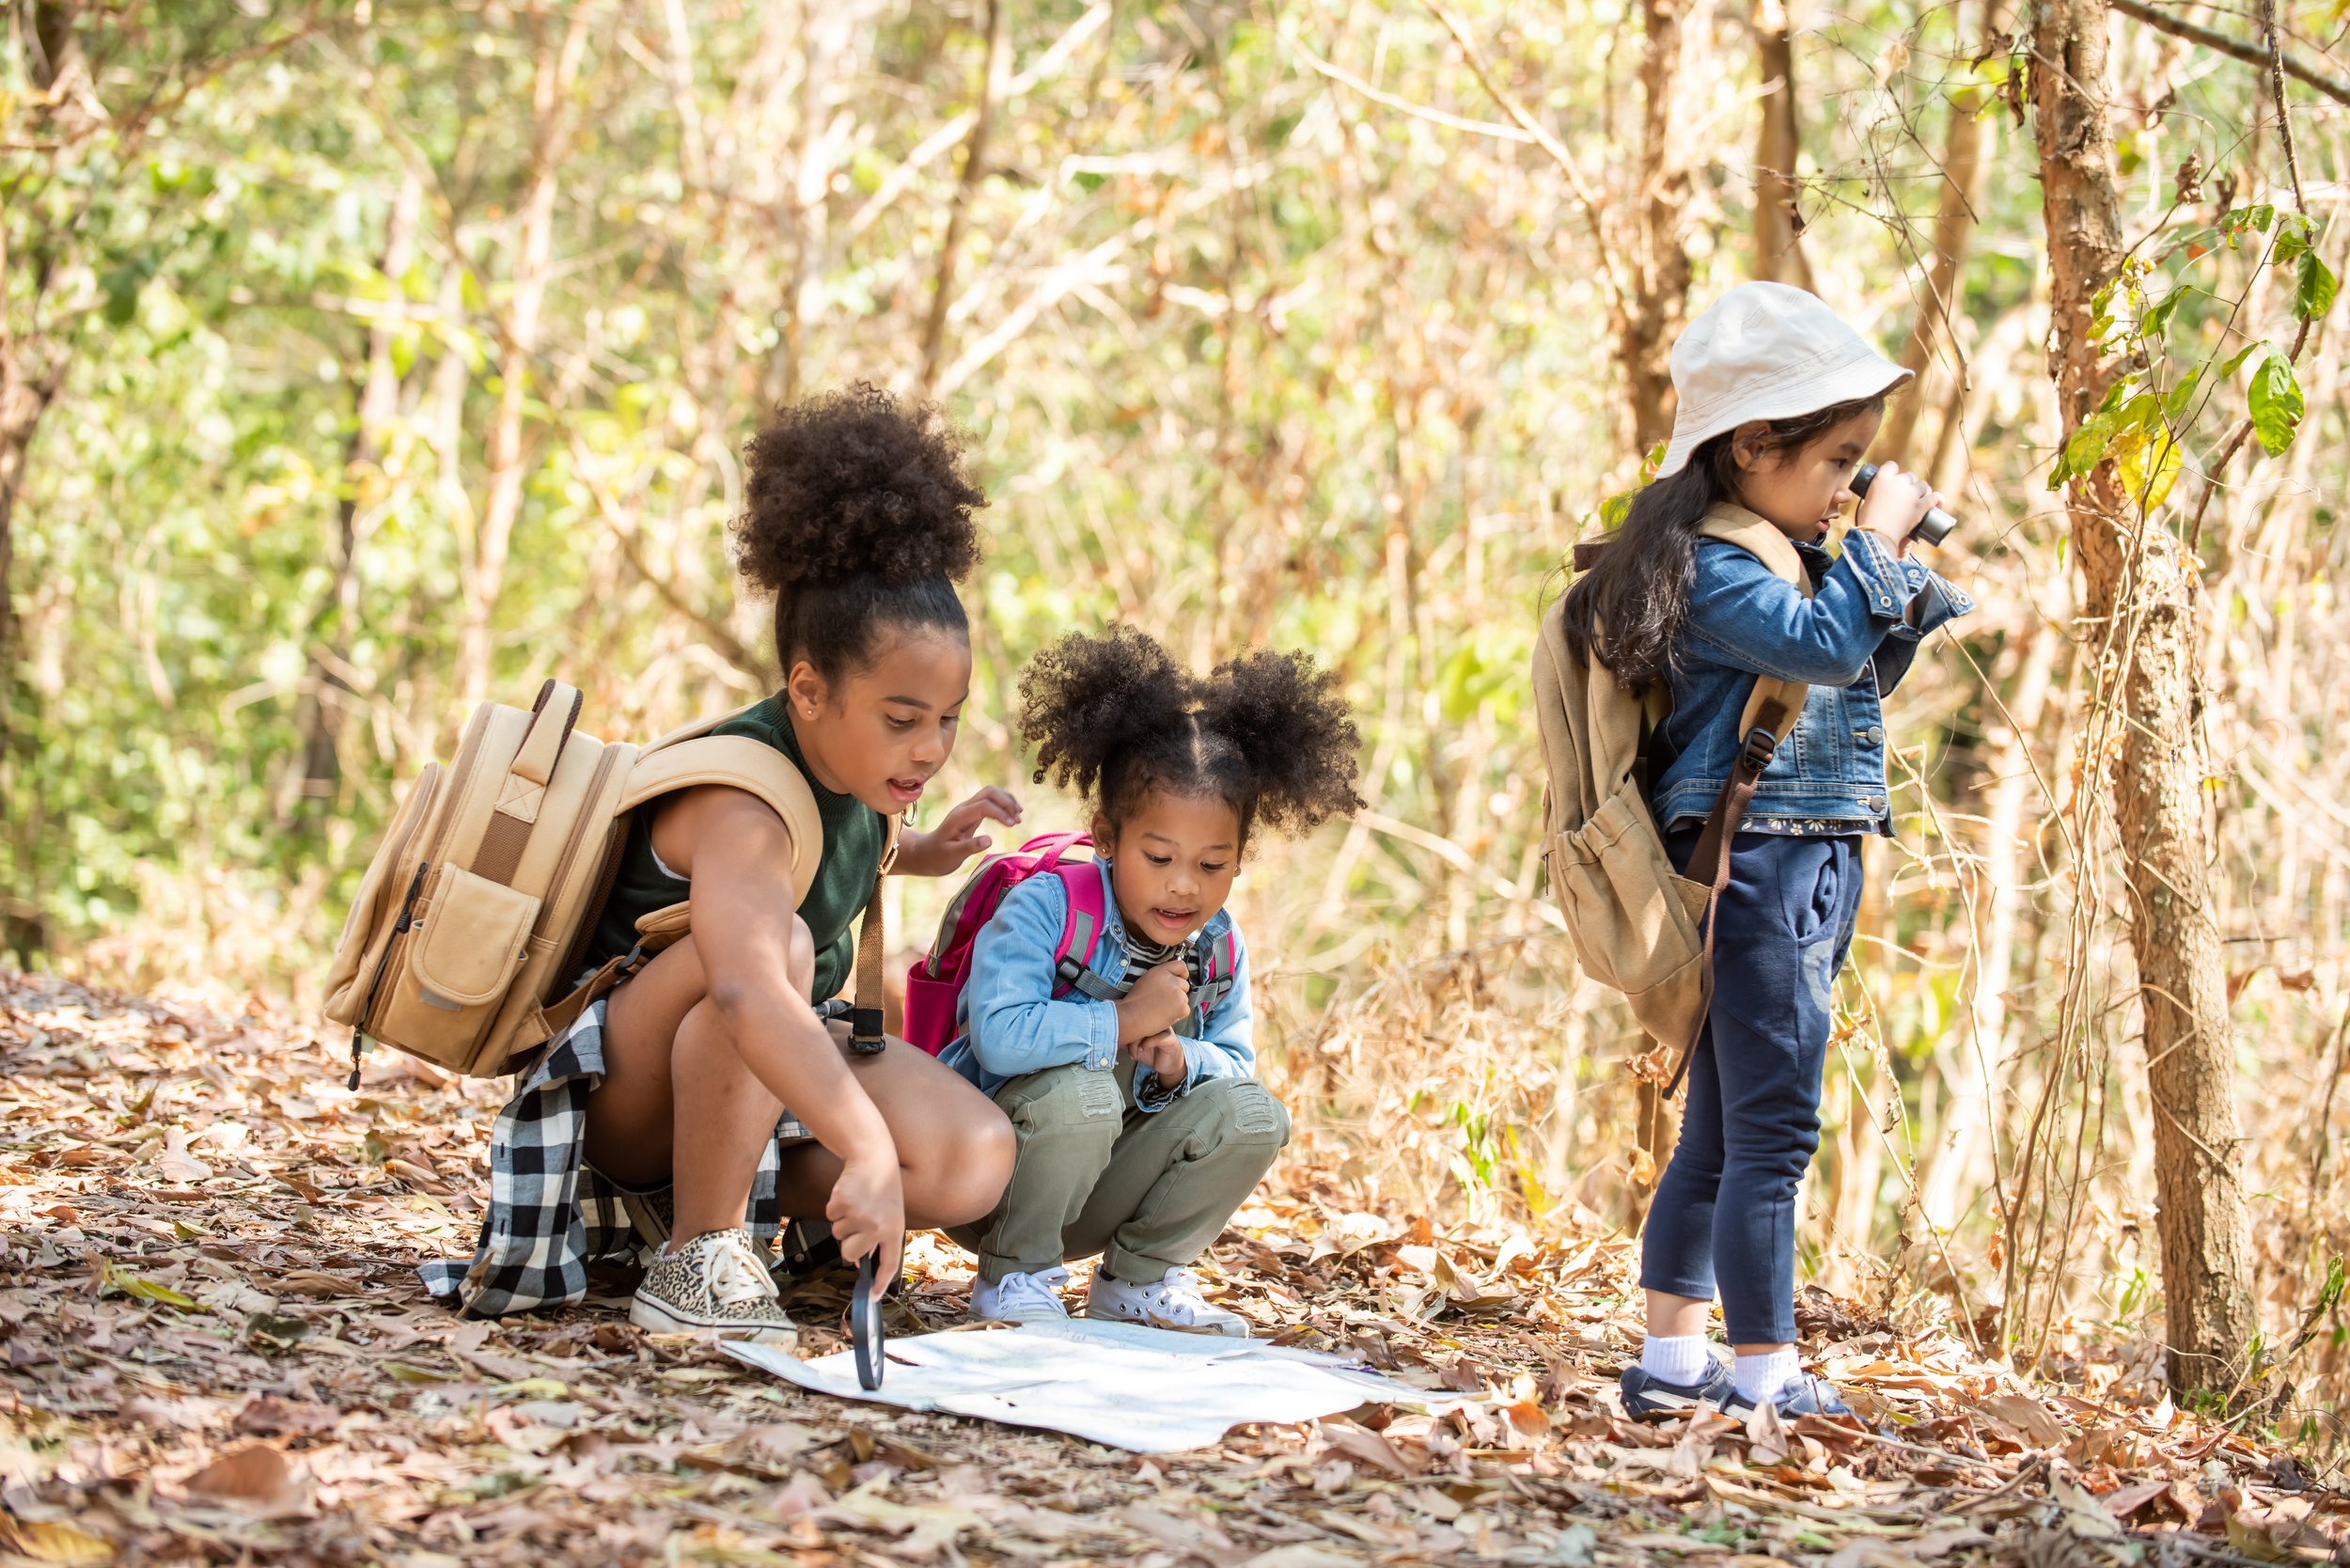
1117, 961, 1191, 1043
1855, 459, 1941, 553
827, 1152, 905, 1299
898, 787, 1023, 876
1132, 1029, 1187, 1085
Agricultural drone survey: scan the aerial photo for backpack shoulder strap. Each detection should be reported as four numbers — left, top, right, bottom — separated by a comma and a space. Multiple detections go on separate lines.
1697, 502, 1807, 585
1698, 503, 1814, 749
1049, 857, 1124, 1002
617, 735, 823, 908
1189, 927, 1241, 1014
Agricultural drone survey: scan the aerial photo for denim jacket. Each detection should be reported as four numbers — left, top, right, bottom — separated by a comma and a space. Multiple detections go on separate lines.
937, 857, 1254, 1110
1649, 512, 1974, 835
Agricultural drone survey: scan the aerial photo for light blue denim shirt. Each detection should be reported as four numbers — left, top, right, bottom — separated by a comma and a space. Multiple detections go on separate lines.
1649, 525, 1973, 835
937, 857, 1254, 1110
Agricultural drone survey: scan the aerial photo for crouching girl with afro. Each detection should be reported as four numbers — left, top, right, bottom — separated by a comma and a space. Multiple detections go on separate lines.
937, 628, 1363, 1334
423, 385, 1022, 1345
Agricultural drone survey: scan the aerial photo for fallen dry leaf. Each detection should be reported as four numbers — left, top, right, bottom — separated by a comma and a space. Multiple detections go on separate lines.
180, 1444, 308, 1515
0, 1517, 116, 1565
0, 971, 2318, 1568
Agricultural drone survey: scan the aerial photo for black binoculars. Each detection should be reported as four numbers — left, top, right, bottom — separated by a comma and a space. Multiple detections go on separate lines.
1851, 463, 1957, 547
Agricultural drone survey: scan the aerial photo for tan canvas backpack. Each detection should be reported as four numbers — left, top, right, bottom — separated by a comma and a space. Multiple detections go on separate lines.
322, 680, 899, 1086
1532, 504, 1812, 1081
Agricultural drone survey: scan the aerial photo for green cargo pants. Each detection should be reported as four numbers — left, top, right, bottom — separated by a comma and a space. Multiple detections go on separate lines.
949, 1059, 1291, 1285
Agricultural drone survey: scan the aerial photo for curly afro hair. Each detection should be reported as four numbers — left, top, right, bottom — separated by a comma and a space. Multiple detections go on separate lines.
1018, 627, 1363, 849
732, 384, 986, 682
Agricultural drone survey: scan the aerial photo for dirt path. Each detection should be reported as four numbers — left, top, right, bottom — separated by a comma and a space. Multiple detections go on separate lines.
0, 971, 2329, 1566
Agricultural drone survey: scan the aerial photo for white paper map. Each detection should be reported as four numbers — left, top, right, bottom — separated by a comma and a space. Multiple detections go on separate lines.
723, 1317, 1423, 1452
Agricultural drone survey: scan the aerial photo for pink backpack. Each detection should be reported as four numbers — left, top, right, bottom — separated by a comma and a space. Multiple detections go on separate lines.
902, 831, 1239, 1057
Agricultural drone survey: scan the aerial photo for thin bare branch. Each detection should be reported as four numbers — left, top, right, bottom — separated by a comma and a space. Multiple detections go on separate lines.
2108, 0, 2350, 105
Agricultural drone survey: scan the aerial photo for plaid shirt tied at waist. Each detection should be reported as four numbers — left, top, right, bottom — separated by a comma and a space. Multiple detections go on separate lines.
418, 998, 812, 1319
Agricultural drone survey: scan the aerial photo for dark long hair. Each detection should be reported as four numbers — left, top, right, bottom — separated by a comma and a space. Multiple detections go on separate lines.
1561, 395, 1886, 687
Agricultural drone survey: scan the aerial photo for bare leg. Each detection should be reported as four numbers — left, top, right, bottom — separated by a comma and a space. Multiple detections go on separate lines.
773, 1019, 1014, 1231
585, 923, 813, 1241
584, 928, 1012, 1244
1644, 1290, 1711, 1340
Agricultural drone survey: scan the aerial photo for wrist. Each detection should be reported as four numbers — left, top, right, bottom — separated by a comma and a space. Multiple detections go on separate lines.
834, 1117, 899, 1170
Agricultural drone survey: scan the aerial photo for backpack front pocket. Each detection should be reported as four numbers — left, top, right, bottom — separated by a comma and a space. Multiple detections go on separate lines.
1547, 783, 1709, 1045
372, 865, 542, 1071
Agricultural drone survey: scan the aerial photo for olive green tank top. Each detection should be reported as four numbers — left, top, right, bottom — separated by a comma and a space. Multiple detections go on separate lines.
587, 695, 891, 1002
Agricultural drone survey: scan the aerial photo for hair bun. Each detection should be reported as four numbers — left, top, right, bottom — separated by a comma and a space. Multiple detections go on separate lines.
733, 383, 984, 598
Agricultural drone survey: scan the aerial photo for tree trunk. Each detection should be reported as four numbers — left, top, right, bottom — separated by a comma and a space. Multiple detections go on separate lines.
0, 337, 70, 713
1922, 622, 2058, 1232
1750, 0, 1816, 291
1621, 0, 1708, 454
2029, 0, 2257, 1394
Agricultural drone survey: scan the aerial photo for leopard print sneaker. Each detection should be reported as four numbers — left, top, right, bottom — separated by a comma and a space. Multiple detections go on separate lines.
629, 1227, 798, 1347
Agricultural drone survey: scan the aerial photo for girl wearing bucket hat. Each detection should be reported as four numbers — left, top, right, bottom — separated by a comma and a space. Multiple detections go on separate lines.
1563, 281, 1974, 1419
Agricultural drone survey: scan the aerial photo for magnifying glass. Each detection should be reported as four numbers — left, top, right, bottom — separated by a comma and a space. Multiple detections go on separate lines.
851, 1250, 885, 1391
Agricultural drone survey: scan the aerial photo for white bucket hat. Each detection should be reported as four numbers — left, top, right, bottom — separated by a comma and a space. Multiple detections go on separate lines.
1654, 281, 1912, 478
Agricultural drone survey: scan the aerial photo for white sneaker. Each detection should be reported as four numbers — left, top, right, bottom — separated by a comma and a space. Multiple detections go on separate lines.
629, 1227, 797, 1346
1087, 1266, 1249, 1337
971, 1265, 1072, 1323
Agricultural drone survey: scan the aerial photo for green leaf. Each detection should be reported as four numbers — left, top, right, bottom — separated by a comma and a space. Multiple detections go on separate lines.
2221, 339, 2271, 379
2248, 354, 2305, 455
2119, 391, 2163, 431
2164, 367, 2202, 418
2295, 249, 2338, 322
100, 265, 145, 327
2141, 288, 2186, 340
2052, 411, 2119, 487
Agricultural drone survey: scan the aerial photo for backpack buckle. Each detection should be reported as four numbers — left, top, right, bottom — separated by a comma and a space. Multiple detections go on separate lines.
848, 1007, 887, 1055
1739, 726, 1778, 774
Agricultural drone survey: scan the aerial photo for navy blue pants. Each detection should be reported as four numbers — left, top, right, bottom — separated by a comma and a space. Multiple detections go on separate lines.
1640, 829, 1865, 1344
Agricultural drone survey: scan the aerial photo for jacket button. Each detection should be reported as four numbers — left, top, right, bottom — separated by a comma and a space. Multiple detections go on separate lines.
1867, 726, 1883, 743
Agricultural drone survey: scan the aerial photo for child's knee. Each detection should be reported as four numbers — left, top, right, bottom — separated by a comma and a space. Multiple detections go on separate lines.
965, 1104, 1018, 1184
1189, 1077, 1290, 1151
1001, 1064, 1124, 1143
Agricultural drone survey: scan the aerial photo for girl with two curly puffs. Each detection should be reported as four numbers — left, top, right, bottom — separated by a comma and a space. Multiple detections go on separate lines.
937, 628, 1363, 1335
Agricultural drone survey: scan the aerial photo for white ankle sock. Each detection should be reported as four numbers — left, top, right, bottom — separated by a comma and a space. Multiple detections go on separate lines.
1639, 1334, 1709, 1387
1733, 1348, 1801, 1405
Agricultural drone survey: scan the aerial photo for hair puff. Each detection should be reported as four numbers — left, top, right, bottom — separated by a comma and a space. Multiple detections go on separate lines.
1018, 626, 1195, 802
1197, 649, 1365, 836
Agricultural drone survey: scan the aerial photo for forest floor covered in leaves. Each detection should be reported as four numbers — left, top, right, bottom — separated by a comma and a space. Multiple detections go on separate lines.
0, 969, 2340, 1568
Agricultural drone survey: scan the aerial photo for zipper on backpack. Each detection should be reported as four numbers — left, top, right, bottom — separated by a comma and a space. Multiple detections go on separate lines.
349, 859, 431, 1090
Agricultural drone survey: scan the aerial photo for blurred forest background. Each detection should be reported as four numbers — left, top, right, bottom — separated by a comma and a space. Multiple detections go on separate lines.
6, 0, 2348, 1426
